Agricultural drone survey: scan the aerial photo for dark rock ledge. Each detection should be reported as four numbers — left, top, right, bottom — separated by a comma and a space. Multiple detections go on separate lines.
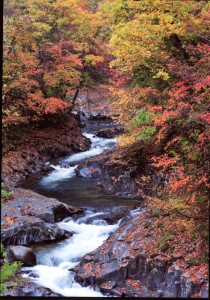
1, 188, 83, 247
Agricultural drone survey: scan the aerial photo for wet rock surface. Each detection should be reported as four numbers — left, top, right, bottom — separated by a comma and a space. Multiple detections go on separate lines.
95, 127, 124, 138
76, 145, 164, 199
2, 279, 62, 297
74, 212, 208, 298
88, 112, 113, 121
6, 246, 36, 266
1, 188, 83, 247
6, 246, 37, 266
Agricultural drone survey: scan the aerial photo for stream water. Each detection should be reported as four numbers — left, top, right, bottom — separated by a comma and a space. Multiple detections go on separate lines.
20, 120, 141, 296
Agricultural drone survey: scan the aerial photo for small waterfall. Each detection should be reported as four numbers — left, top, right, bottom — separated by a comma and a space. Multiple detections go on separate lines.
39, 133, 116, 188
22, 210, 119, 297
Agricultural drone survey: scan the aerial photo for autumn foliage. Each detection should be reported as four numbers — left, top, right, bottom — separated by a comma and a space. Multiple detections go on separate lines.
3, 0, 110, 128
97, 0, 209, 259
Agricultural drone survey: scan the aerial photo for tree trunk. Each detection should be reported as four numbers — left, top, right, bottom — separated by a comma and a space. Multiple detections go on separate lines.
71, 88, 80, 106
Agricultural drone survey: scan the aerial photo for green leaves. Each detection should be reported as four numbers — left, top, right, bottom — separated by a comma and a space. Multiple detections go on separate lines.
130, 109, 154, 126
0, 244, 22, 294
138, 126, 157, 141
130, 110, 156, 141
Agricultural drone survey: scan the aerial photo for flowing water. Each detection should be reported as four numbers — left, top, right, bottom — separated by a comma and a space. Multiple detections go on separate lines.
22, 210, 120, 296
20, 120, 141, 296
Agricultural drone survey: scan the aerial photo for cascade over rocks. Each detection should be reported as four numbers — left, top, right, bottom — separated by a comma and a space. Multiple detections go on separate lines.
2, 114, 90, 188
1, 188, 83, 247
74, 212, 208, 298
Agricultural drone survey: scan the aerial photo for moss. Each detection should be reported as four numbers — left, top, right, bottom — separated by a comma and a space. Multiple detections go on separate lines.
160, 243, 170, 252
1, 184, 13, 200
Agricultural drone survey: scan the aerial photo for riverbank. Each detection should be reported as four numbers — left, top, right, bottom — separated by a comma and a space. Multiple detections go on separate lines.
2, 114, 90, 189
73, 144, 209, 298
1, 99, 208, 298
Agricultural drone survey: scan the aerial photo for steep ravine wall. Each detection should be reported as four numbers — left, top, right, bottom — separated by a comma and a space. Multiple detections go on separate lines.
74, 212, 208, 298
74, 146, 208, 298
76, 146, 166, 199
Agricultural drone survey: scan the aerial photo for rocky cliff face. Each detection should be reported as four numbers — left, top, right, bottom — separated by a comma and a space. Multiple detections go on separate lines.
76, 145, 166, 199
73, 211, 208, 298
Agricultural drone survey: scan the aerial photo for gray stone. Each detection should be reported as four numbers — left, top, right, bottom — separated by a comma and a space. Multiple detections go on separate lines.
1, 188, 82, 247
8, 245, 36, 266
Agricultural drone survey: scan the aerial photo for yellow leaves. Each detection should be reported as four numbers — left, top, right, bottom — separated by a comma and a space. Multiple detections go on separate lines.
84, 54, 104, 67
168, 198, 189, 212
153, 69, 170, 81
118, 134, 137, 147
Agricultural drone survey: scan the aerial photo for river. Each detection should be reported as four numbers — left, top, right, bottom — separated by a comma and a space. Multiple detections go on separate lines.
19, 119, 141, 296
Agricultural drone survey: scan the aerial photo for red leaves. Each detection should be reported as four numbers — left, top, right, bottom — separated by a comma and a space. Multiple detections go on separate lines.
27, 93, 70, 116
198, 112, 210, 125
44, 97, 70, 114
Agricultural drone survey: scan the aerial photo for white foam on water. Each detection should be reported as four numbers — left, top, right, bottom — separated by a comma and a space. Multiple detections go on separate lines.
63, 148, 104, 163
40, 133, 116, 187
40, 165, 78, 187
130, 207, 146, 216
22, 211, 119, 297
26, 130, 120, 296
22, 265, 103, 297
63, 133, 116, 164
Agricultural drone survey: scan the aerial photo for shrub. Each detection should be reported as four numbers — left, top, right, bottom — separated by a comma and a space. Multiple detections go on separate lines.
0, 244, 22, 294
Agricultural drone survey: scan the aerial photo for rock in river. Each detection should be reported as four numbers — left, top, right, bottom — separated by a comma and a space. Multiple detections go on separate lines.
6, 245, 36, 266
1, 188, 83, 247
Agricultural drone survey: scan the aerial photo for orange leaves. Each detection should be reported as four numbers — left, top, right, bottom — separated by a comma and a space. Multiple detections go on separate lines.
153, 111, 178, 127
147, 105, 163, 113
174, 85, 191, 98
6, 216, 14, 225
3, 0, 106, 125
198, 112, 210, 125
164, 137, 181, 150
170, 174, 193, 193
152, 154, 180, 171
44, 97, 70, 114
27, 92, 70, 116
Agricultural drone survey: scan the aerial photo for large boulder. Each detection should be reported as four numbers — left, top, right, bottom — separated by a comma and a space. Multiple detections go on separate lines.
1, 188, 82, 247
96, 127, 124, 138
1, 218, 71, 247
6, 246, 36, 266
88, 112, 112, 121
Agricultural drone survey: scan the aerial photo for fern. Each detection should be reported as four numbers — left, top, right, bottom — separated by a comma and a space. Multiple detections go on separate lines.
1, 183, 13, 200
0, 244, 22, 294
